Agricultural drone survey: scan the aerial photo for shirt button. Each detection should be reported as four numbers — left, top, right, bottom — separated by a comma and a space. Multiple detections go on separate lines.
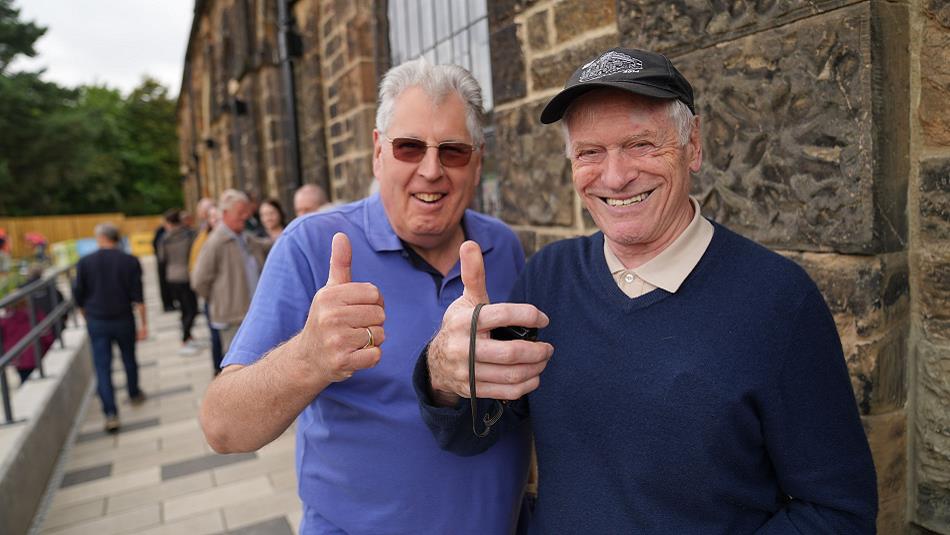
623, 273, 635, 284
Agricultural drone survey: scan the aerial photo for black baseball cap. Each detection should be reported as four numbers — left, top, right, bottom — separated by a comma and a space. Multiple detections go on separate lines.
539, 47, 695, 124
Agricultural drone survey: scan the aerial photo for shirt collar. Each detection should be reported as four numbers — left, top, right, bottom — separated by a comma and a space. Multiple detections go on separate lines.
604, 197, 714, 293
218, 225, 242, 241
362, 192, 495, 255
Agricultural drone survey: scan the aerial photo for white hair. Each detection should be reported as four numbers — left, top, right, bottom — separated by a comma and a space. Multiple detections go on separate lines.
218, 189, 249, 212
94, 222, 120, 242
375, 57, 486, 145
561, 95, 695, 157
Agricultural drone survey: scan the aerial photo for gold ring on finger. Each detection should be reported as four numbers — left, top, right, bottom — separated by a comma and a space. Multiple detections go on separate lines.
361, 327, 374, 349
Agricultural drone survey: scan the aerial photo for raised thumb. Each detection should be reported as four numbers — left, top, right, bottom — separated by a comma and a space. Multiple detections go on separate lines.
326, 232, 352, 285
460, 240, 489, 304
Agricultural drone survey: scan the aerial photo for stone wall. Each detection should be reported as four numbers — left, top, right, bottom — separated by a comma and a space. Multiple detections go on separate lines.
314, 0, 389, 202
912, 0, 950, 531
178, 0, 389, 212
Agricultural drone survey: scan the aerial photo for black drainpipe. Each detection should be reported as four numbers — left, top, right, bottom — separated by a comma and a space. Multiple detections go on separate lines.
277, 0, 303, 189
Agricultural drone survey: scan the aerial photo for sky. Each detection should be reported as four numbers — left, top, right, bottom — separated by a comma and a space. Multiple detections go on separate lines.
12, 0, 194, 96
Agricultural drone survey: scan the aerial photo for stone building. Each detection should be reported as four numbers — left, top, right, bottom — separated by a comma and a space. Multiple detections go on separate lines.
177, 1, 949, 532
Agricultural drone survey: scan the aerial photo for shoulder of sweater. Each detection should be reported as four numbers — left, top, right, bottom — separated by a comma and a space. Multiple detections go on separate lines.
707, 222, 818, 295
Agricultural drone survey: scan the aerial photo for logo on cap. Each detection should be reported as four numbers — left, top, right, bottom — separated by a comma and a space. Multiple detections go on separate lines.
578, 51, 643, 82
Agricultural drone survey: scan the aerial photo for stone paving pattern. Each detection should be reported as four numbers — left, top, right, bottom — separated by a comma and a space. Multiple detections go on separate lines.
31, 256, 300, 535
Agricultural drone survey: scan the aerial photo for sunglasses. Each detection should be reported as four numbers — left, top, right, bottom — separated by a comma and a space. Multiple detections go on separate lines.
383, 135, 478, 167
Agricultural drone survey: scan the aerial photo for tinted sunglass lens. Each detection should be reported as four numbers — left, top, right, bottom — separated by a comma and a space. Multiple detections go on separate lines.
392, 139, 426, 162
438, 143, 472, 167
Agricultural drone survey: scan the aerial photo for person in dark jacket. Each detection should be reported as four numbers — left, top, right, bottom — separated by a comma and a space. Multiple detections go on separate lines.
74, 223, 148, 433
153, 223, 175, 312
158, 209, 200, 355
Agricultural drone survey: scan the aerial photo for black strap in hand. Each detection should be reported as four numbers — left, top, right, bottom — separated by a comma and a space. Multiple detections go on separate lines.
470, 303, 505, 437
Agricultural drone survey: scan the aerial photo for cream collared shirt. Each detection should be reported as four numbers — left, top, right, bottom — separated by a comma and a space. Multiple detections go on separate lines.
604, 198, 714, 298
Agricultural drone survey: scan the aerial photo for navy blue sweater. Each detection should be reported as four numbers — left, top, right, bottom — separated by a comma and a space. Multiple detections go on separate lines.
416, 223, 877, 534
74, 248, 143, 320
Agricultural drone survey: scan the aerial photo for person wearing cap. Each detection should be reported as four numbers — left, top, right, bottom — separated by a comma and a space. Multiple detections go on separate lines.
198, 59, 530, 534
416, 48, 878, 533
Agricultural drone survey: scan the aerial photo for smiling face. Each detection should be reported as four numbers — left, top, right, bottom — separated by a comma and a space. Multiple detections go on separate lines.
372, 85, 481, 253
565, 89, 702, 266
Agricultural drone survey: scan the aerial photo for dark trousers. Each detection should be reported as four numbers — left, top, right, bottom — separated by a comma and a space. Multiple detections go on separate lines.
168, 282, 198, 342
87, 316, 141, 417
204, 302, 223, 373
157, 260, 174, 311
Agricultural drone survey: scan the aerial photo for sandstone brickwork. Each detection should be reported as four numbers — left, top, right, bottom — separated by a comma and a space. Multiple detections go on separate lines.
914, 0, 950, 530
178, 0, 386, 212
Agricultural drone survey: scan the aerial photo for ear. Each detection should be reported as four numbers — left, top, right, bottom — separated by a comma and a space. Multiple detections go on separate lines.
687, 116, 703, 173
372, 129, 383, 178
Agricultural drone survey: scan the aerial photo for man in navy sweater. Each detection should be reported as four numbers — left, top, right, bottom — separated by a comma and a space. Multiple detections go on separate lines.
416, 47, 878, 533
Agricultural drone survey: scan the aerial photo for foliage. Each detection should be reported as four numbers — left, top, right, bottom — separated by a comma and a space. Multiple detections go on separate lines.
0, 1, 181, 217
0, 0, 44, 74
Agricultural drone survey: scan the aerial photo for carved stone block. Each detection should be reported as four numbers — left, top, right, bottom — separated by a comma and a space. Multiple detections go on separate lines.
920, 157, 950, 245
920, 0, 950, 147
862, 410, 907, 535
489, 24, 527, 104
919, 251, 950, 345
616, 0, 852, 55
553, 0, 616, 44
527, 10, 549, 52
494, 102, 576, 226
915, 339, 950, 531
681, 5, 886, 252
530, 33, 618, 91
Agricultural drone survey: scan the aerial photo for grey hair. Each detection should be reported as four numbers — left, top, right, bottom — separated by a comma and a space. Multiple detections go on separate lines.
219, 189, 249, 212
94, 222, 120, 243
561, 96, 695, 157
375, 57, 486, 145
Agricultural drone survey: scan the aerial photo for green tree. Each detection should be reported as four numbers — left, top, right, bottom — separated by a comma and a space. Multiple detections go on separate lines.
0, 0, 44, 73
118, 78, 183, 215
0, 0, 181, 217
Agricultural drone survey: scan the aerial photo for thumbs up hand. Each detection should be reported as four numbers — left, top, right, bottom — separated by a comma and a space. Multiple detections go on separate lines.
296, 232, 385, 384
426, 241, 553, 407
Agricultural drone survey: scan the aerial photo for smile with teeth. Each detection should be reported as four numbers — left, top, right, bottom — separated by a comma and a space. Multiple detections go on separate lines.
414, 193, 445, 203
603, 191, 650, 207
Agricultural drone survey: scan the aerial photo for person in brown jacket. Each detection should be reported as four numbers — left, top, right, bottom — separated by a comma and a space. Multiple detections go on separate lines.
191, 189, 270, 363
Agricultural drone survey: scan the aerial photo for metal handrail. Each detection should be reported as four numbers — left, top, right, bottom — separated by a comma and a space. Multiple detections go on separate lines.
0, 264, 76, 425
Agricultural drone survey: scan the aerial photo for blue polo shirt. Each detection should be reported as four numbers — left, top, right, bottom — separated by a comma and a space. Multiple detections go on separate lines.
225, 193, 530, 534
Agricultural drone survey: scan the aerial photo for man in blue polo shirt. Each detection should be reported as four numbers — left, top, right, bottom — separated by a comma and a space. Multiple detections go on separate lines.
198, 59, 530, 534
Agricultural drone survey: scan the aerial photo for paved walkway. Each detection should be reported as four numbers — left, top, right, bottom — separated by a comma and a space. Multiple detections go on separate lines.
31, 256, 300, 535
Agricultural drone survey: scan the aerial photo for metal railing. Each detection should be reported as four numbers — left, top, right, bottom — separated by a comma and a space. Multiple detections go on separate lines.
0, 264, 77, 425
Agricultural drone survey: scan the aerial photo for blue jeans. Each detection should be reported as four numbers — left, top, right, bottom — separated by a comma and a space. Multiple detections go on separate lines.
87, 316, 141, 417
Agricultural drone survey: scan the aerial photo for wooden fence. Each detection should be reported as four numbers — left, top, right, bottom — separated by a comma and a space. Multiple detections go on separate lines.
0, 214, 162, 259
